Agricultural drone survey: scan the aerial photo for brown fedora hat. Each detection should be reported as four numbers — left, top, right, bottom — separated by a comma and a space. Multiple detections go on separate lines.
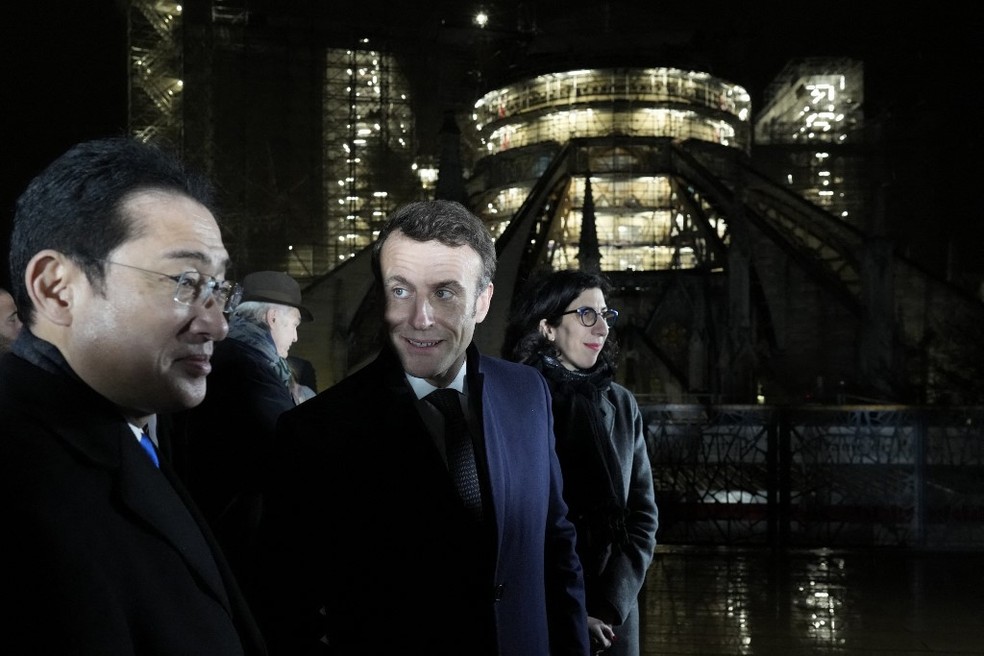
241, 271, 314, 322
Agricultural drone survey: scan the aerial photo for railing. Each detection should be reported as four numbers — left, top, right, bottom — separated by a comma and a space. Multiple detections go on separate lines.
643, 404, 984, 550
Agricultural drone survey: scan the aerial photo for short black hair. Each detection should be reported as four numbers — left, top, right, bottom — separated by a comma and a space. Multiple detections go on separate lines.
370, 200, 497, 295
9, 137, 215, 325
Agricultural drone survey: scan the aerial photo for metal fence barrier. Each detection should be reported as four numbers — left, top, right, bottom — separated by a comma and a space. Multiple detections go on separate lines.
643, 404, 984, 550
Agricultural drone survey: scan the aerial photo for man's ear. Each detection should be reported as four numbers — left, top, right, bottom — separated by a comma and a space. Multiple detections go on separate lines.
24, 250, 79, 327
265, 306, 279, 325
474, 282, 493, 323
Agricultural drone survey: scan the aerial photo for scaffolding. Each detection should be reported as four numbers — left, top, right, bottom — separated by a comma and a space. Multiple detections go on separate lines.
753, 58, 866, 228
313, 44, 415, 275
466, 67, 750, 274
128, 0, 184, 146
471, 67, 752, 154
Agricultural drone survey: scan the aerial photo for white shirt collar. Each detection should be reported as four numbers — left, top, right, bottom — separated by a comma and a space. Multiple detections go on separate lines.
127, 417, 158, 446
405, 359, 467, 399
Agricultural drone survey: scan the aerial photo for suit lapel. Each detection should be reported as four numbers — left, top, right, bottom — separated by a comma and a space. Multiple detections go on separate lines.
118, 432, 232, 612
7, 350, 238, 620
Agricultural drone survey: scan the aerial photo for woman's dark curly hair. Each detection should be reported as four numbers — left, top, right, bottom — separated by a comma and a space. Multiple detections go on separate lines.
502, 269, 619, 371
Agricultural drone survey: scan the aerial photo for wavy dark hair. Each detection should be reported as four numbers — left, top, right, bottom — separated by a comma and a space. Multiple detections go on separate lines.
503, 269, 619, 371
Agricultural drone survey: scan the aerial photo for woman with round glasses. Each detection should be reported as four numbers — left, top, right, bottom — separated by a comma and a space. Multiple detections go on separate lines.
503, 269, 658, 656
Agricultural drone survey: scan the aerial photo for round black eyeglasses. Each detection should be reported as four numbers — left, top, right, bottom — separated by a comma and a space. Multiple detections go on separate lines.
559, 306, 618, 328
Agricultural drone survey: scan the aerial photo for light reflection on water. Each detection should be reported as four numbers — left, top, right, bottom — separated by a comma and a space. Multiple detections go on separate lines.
799, 553, 845, 647
639, 545, 984, 655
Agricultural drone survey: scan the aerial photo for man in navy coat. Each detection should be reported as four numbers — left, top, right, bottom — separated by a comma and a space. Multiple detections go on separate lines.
256, 200, 590, 655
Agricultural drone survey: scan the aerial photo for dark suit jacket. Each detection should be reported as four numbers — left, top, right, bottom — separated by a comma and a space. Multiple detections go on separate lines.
170, 333, 296, 593
255, 343, 589, 655
0, 351, 266, 656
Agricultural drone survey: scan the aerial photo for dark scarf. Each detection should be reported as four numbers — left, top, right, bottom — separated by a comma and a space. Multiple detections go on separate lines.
534, 354, 629, 577
11, 327, 79, 380
227, 316, 293, 391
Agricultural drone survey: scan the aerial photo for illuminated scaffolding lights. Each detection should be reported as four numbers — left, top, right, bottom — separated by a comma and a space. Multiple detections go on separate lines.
525, 172, 730, 273
750, 59, 865, 226
471, 68, 751, 153
319, 45, 414, 273
128, 0, 184, 144
467, 67, 747, 273
482, 108, 739, 154
754, 59, 863, 146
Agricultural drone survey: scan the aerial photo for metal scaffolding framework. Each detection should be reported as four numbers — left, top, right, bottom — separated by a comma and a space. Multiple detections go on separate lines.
753, 58, 866, 229
121, 4, 983, 405
464, 67, 752, 273
127, 0, 184, 146
311, 45, 415, 277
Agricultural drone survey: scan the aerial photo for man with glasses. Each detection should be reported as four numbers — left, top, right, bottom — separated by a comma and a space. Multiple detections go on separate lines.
0, 137, 265, 655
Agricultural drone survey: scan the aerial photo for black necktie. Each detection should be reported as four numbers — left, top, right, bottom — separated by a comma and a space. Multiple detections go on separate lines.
427, 389, 483, 520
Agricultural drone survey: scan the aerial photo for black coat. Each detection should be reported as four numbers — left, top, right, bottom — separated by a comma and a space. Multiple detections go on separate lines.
0, 351, 266, 656
170, 334, 296, 590
254, 344, 590, 656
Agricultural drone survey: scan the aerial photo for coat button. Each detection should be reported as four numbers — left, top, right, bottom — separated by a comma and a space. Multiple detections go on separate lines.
493, 584, 505, 601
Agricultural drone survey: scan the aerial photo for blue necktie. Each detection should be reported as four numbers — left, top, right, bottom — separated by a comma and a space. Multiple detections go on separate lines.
139, 430, 160, 468
428, 389, 483, 520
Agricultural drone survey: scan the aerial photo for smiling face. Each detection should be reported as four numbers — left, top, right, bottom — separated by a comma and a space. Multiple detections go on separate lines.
65, 190, 232, 423
380, 230, 493, 388
540, 286, 610, 371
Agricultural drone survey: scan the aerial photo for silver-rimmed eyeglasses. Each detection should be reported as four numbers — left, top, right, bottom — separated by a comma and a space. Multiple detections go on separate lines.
560, 306, 618, 328
102, 260, 243, 314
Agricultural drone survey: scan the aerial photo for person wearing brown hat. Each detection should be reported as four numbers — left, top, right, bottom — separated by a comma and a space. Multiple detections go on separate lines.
237, 271, 314, 372
171, 270, 313, 600
239, 270, 315, 322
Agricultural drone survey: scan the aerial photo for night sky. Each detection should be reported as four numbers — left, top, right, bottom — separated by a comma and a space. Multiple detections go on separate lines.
2, 2, 127, 288
3, 2, 982, 290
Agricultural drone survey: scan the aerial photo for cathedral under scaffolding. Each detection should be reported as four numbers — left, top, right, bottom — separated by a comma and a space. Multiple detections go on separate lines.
454, 62, 880, 402
124, 0, 984, 405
